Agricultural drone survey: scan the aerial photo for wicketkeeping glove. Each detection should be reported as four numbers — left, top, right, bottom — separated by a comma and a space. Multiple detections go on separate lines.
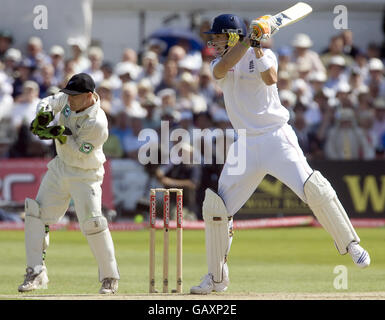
30, 107, 54, 135
35, 125, 72, 144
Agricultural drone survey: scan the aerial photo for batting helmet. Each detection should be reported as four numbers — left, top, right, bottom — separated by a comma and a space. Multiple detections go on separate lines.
205, 14, 247, 37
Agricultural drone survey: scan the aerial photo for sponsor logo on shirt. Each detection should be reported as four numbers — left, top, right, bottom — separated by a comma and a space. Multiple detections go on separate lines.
249, 60, 254, 73
79, 142, 94, 154
62, 105, 71, 118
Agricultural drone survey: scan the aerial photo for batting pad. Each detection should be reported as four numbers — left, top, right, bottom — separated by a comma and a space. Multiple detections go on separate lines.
24, 198, 47, 268
84, 217, 120, 281
202, 188, 233, 283
304, 171, 359, 254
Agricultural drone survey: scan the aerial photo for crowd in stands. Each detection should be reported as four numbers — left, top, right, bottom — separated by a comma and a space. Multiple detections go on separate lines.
0, 23, 385, 218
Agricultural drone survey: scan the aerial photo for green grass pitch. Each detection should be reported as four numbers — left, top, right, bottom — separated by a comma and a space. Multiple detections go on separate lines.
1, 227, 384, 295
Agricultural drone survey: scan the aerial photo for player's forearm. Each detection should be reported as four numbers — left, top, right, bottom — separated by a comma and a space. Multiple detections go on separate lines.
213, 38, 250, 79
253, 48, 277, 85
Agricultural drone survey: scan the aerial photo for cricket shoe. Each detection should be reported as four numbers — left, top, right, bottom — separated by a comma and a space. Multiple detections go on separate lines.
190, 265, 229, 295
18, 265, 49, 292
348, 242, 370, 268
99, 278, 118, 294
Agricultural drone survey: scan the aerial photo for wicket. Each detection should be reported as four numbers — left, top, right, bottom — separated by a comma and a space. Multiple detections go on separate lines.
149, 188, 183, 293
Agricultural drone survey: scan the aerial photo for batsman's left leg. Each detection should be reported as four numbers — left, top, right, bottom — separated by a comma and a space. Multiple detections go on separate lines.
190, 188, 233, 294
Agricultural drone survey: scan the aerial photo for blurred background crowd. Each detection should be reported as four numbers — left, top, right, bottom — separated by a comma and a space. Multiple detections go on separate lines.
0, 19, 385, 219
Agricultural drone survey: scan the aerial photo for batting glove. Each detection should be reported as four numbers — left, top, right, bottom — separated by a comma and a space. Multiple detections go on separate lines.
227, 32, 240, 47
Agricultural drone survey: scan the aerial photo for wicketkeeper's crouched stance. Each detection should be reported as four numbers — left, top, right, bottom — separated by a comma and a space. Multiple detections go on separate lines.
190, 14, 370, 294
18, 73, 120, 294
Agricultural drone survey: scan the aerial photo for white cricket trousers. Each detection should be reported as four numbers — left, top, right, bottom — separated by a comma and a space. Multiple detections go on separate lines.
219, 123, 313, 216
36, 156, 105, 225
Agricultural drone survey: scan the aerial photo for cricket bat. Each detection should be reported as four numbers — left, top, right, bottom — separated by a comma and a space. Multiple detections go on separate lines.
272, 2, 313, 30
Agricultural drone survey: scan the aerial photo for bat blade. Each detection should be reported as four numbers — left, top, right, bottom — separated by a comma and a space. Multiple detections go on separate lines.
273, 2, 313, 29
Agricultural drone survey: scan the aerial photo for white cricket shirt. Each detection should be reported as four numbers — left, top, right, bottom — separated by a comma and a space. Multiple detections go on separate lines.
36, 92, 108, 170
211, 48, 289, 135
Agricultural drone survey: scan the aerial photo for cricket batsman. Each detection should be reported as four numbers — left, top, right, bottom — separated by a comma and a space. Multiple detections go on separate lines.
18, 73, 120, 294
190, 14, 370, 294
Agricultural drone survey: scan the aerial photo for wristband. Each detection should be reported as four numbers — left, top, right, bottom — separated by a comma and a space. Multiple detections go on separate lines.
240, 41, 250, 49
255, 54, 273, 73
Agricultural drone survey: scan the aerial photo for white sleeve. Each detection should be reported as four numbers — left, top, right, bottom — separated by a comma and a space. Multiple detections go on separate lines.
264, 49, 278, 71
210, 58, 227, 84
35, 92, 68, 116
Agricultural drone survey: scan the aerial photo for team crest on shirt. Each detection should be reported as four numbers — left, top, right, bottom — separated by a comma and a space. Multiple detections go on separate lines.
79, 142, 94, 154
249, 60, 254, 73
62, 105, 71, 118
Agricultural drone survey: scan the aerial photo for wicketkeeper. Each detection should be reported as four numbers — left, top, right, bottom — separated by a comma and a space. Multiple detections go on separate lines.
18, 73, 120, 294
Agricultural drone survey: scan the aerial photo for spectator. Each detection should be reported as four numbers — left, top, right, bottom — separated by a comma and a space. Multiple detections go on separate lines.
25, 36, 50, 70
96, 80, 115, 115
48, 45, 65, 84
0, 30, 13, 61
146, 38, 167, 62
103, 113, 124, 159
176, 71, 207, 113
341, 30, 360, 58
115, 82, 147, 118
292, 108, 310, 154
198, 63, 218, 105
12, 58, 36, 99
366, 58, 385, 98
349, 67, 366, 105
155, 59, 178, 93
321, 34, 354, 68
357, 109, 377, 159
84, 46, 104, 86
324, 55, 349, 93
141, 94, 161, 130
67, 37, 90, 73
291, 78, 312, 106
277, 46, 297, 79
356, 85, 372, 111
0, 74, 13, 121
291, 33, 326, 74
353, 50, 369, 82
136, 51, 163, 88
117, 48, 142, 77
335, 82, 355, 109
167, 45, 186, 65
115, 61, 139, 86
137, 78, 155, 104
11, 80, 40, 130
155, 142, 201, 220
156, 88, 178, 121
101, 62, 121, 95
371, 98, 385, 147
110, 110, 133, 151
122, 116, 146, 159
308, 71, 327, 97
3, 48, 21, 77
325, 108, 373, 160
367, 42, 381, 59
277, 70, 292, 91
279, 89, 297, 124
36, 64, 58, 98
